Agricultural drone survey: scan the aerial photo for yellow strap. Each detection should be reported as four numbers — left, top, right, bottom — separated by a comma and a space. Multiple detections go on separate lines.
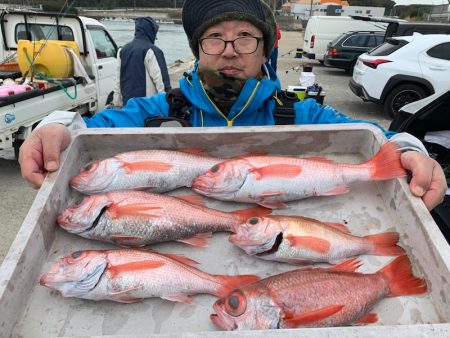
273, 91, 283, 106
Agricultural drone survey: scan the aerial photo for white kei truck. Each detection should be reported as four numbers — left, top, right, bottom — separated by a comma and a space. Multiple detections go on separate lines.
0, 10, 118, 157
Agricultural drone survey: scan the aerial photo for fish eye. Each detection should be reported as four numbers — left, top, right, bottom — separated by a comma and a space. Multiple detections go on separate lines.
210, 165, 220, 173
228, 296, 239, 309
224, 290, 246, 317
71, 251, 82, 259
248, 217, 260, 225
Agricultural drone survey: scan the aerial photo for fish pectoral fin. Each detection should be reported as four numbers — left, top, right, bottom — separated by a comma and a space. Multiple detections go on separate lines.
285, 235, 331, 254
321, 185, 350, 196
323, 222, 351, 234
251, 164, 302, 180
162, 293, 194, 304
176, 194, 205, 205
110, 286, 141, 296
283, 304, 344, 327
176, 232, 212, 247
122, 160, 174, 173
355, 312, 378, 325
160, 253, 199, 266
109, 203, 162, 218
108, 261, 165, 278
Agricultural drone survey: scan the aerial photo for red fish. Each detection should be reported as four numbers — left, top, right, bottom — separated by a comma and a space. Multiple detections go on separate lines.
193, 142, 407, 209
57, 190, 270, 247
40, 249, 260, 303
230, 215, 404, 264
211, 255, 427, 330
70, 148, 222, 194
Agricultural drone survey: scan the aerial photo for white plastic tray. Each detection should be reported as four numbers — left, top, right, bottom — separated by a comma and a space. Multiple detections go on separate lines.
1, 125, 449, 337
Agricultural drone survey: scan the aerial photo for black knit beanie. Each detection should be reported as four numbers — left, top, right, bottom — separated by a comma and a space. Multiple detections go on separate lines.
182, 0, 277, 59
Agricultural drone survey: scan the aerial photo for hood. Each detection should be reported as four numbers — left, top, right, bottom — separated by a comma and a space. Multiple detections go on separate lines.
135, 17, 159, 44
179, 62, 281, 119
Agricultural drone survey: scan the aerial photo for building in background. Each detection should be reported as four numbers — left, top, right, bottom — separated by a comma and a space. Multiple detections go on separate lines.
288, 0, 384, 21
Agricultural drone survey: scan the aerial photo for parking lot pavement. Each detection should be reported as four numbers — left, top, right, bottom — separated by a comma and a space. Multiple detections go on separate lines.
0, 30, 394, 264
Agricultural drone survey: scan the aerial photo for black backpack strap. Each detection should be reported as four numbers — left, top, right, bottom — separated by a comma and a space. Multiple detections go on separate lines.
273, 90, 298, 125
144, 88, 192, 127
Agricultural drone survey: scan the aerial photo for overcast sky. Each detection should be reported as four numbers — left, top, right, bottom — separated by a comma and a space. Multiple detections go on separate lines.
394, 0, 448, 5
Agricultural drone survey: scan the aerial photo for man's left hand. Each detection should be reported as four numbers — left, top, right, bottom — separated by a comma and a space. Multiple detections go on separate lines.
401, 151, 447, 211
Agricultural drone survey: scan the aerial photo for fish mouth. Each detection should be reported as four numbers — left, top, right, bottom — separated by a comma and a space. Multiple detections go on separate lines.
58, 206, 107, 234
211, 303, 238, 331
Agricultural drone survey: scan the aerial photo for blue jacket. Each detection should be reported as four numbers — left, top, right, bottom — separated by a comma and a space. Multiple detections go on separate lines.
86, 63, 395, 138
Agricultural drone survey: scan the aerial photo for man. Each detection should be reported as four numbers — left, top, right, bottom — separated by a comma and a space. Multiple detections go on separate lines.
113, 17, 171, 108
19, 0, 446, 211
269, 23, 281, 72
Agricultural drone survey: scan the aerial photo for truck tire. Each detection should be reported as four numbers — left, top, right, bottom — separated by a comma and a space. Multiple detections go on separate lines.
383, 83, 427, 118
13, 139, 24, 160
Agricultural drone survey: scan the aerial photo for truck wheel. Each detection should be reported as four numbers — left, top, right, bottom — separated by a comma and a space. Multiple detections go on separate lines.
383, 84, 427, 118
13, 139, 24, 160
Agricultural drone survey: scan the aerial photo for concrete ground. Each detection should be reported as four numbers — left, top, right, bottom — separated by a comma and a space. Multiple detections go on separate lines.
0, 30, 392, 264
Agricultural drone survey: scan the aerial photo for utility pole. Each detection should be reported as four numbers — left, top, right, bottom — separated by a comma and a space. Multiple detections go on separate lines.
309, 0, 314, 19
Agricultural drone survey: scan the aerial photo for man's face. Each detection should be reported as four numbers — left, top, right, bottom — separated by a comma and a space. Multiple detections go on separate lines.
198, 20, 266, 80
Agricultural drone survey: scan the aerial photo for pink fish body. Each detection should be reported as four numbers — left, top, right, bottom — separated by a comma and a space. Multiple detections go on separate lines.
230, 215, 404, 264
40, 249, 260, 303
57, 191, 270, 247
211, 256, 427, 330
70, 149, 222, 194
193, 142, 406, 209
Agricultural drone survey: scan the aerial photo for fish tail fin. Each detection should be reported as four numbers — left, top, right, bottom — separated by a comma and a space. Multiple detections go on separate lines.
365, 232, 405, 256
214, 274, 261, 297
364, 142, 407, 180
378, 255, 427, 297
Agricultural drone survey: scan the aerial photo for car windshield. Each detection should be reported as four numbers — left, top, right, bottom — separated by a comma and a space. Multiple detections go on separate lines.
367, 38, 409, 56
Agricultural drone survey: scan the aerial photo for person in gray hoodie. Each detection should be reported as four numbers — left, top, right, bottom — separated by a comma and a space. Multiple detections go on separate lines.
113, 17, 171, 107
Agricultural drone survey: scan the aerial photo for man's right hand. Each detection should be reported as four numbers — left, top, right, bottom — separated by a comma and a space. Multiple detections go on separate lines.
19, 123, 71, 189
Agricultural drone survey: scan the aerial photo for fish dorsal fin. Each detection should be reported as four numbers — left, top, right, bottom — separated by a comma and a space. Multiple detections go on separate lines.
160, 253, 199, 266
122, 161, 173, 173
108, 203, 162, 219
176, 194, 205, 205
283, 304, 344, 327
323, 222, 351, 234
285, 235, 331, 254
108, 260, 165, 278
329, 258, 362, 272
302, 156, 335, 164
176, 232, 212, 247
251, 164, 302, 180
231, 206, 272, 220
178, 147, 209, 156
234, 151, 267, 159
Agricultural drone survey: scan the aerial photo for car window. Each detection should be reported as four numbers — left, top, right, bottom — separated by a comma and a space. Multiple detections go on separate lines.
331, 33, 346, 45
343, 34, 368, 47
375, 35, 384, 46
427, 42, 450, 61
15, 23, 74, 42
366, 35, 383, 48
88, 27, 117, 59
368, 39, 409, 56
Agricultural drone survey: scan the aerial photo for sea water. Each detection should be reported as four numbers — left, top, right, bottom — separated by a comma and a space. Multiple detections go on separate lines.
101, 19, 193, 66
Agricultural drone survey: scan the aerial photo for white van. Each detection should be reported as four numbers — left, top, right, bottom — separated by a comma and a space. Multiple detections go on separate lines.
303, 16, 387, 62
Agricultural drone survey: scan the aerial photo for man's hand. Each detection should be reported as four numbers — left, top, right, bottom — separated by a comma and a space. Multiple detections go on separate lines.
19, 124, 71, 189
401, 151, 447, 211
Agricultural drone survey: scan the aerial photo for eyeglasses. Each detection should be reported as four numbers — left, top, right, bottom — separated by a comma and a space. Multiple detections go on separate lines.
199, 37, 263, 55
